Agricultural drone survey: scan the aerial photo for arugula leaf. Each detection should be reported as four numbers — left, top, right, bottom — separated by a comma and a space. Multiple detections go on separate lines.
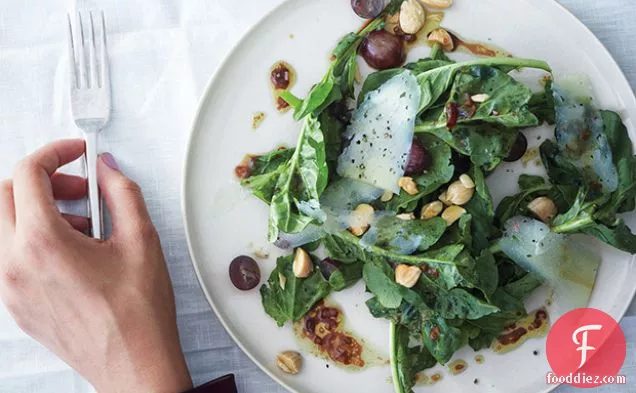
428, 65, 540, 129
421, 314, 471, 364
415, 57, 551, 114
318, 107, 345, 174
464, 165, 496, 253
292, 20, 383, 120
329, 230, 475, 292
436, 213, 473, 249
502, 272, 544, 301
240, 148, 294, 203
368, 215, 447, 254
467, 288, 528, 350
528, 79, 556, 125
518, 174, 546, 190
268, 115, 329, 241
433, 288, 499, 320
391, 322, 437, 393
385, 134, 454, 212
261, 254, 330, 326
474, 250, 499, 300
599, 110, 636, 213
495, 175, 552, 225
363, 260, 405, 308
328, 261, 363, 291
358, 69, 405, 105
415, 122, 519, 171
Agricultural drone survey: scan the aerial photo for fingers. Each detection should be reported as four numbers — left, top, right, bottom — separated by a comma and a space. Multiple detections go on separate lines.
51, 173, 87, 200
61, 213, 90, 233
97, 153, 156, 239
0, 179, 16, 234
12, 139, 85, 224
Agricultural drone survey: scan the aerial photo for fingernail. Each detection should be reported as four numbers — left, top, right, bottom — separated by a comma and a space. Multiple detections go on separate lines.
101, 152, 119, 171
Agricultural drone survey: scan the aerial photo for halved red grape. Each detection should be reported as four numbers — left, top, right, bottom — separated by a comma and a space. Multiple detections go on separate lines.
359, 30, 405, 70
319, 258, 343, 280
229, 256, 261, 290
351, 0, 385, 19
504, 132, 528, 162
405, 139, 433, 175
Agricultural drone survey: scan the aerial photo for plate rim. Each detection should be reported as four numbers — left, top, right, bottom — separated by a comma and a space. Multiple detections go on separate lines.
180, 1, 636, 392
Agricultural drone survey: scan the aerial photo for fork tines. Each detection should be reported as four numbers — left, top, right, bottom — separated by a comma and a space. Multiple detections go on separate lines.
67, 11, 108, 90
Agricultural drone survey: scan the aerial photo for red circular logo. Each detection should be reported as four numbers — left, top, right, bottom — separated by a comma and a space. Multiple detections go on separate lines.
546, 308, 626, 388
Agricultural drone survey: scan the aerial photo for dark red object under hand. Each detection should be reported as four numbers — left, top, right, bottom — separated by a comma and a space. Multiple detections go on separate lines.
183, 374, 238, 393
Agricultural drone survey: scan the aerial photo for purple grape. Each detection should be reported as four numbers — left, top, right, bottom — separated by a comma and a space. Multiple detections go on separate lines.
229, 256, 260, 290
359, 30, 405, 70
351, 0, 385, 19
405, 139, 433, 175
504, 132, 528, 162
319, 258, 343, 280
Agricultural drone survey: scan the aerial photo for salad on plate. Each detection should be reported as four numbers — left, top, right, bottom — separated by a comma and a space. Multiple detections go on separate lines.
230, 0, 636, 391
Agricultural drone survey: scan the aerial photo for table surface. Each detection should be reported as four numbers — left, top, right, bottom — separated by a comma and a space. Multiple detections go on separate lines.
0, 0, 634, 392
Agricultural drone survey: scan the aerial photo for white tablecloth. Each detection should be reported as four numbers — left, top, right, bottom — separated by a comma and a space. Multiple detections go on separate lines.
0, 0, 634, 392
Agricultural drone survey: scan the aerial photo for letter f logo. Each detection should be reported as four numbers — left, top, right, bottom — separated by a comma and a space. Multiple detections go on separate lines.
572, 324, 603, 368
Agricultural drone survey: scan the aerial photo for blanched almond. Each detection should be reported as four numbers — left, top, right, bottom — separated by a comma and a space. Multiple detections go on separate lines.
446, 180, 474, 205
528, 197, 557, 223
400, 0, 427, 34
428, 28, 455, 52
395, 264, 422, 288
399, 176, 419, 196
442, 205, 466, 226
292, 248, 313, 278
421, 201, 444, 220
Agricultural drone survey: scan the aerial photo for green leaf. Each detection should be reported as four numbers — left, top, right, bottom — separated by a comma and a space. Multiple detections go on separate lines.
370, 215, 447, 253
318, 107, 345, 174
391, 322, 437, 393
437, 65, 539, 129
292, 19, 383, 120
580, 221, 636, 254
415, 57, 551, 114
268, 115, 329, 241
600, 110, 636, 213
518, 174, 546, 190
421, 314, 470, 364
528, 79, 556, 125
415, 122, 519, 172
495, 176, 552, 226
363, 260, 404, 309
358, 69, 405, 105
503, 272, 544, 301
240, 148, 294, 203
433, 288, 499, 320
385, 134, 454, 212
261, 255, 330, 326
328, 261, 363, 291
474, 250, 499, 300
464, 165, 496, 253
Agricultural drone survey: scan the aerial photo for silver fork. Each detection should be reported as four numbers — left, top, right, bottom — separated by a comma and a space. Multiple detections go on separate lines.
67, 11, 111, 239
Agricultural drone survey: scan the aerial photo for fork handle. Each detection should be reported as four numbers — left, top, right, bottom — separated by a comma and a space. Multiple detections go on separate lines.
84, 132, 103, 239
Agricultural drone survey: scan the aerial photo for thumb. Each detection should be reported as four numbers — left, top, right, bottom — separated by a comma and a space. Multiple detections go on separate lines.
97, 153, 155, 239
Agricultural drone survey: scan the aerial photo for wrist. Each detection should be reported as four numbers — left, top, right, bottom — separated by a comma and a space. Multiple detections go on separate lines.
94, 326, 193, 393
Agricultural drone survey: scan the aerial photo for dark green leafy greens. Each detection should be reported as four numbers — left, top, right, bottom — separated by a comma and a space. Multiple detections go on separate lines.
261, 254, 330, 326
237, 12, 636, 393
268, 115, 328, 242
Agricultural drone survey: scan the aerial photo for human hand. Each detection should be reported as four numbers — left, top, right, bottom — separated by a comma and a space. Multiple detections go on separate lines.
0, 140, 192, 393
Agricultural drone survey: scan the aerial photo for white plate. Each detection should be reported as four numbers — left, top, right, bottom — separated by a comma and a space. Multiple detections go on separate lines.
182, 0, 636, 392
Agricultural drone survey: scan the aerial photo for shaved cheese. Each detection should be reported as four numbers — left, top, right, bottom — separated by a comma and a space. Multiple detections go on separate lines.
499, 216, 601, 315
553, 76, 618, 193
337, 72, 421, 193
